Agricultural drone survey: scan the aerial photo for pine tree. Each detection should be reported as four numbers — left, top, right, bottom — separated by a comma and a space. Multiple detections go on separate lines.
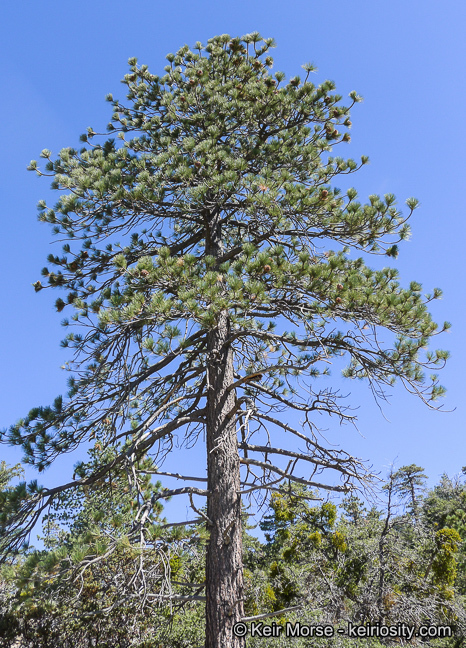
0, 449, 183, 648
1, 33, 450, 648
391, 463, 428, 520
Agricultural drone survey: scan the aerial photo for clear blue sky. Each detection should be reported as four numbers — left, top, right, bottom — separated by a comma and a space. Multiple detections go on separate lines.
1, 0, 465, 523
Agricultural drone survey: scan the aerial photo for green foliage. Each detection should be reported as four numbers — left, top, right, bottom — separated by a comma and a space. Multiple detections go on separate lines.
0, 31, 453, 647
2, 465, 466, 646
2, 31, 448, 478
0, 448, 206, 648
431, 528, 462, 587
251, 473, 466, 645
423, 473, 466, 597
0, 462, 23, 492
390, 463, 428, 516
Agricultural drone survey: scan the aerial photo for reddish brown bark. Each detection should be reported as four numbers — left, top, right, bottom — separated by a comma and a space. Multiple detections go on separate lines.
205, 210, 245, 648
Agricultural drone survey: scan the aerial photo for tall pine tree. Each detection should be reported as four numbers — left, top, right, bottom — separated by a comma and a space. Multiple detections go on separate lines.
1, 33, 449, 648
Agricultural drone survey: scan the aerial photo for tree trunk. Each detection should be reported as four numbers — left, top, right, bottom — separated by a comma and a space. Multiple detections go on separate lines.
205, 210, 245, 648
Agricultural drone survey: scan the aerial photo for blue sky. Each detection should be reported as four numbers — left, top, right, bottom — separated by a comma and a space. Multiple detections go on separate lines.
1, 0, 465, 524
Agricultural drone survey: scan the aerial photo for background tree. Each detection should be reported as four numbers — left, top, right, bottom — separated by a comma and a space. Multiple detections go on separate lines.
0, 33, 450, 648
246, 474, 466, 647
390, 463, 428, 521
423, 472, 466, 597
3, 464, 465, 647
0, 448, 205, 648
